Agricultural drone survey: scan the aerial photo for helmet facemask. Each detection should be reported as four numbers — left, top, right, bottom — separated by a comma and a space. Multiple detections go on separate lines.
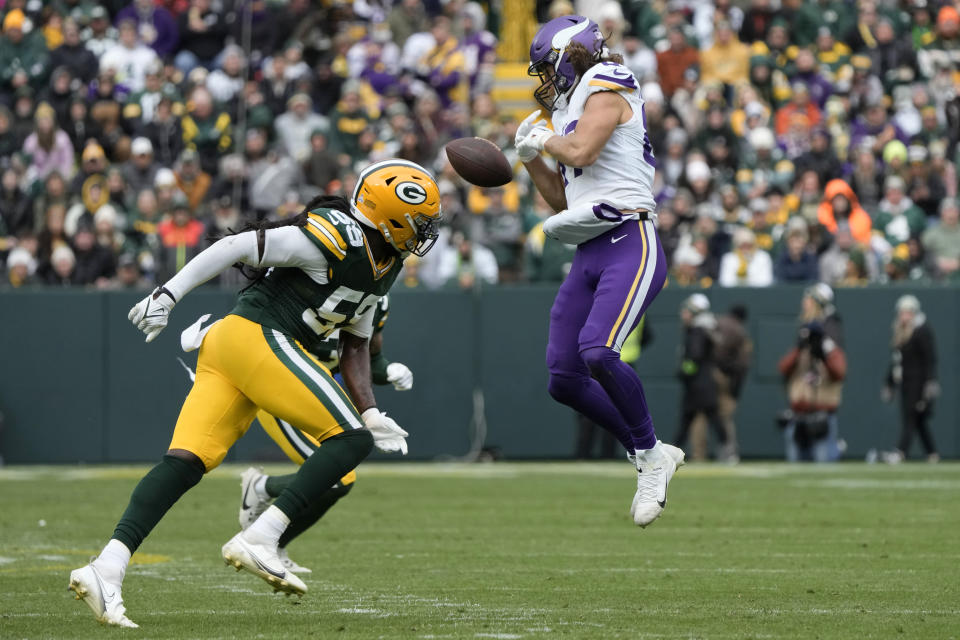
377, 212, 442, 257
528, 53, 572, 112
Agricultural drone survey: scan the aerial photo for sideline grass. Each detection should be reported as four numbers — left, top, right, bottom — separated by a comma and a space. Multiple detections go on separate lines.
1, 462, 958, 639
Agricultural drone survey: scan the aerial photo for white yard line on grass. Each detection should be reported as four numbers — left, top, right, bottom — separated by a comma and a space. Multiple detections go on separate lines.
2, 462, 957, 483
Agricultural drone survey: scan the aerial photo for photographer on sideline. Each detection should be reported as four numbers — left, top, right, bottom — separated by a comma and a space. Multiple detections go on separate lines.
777, 284, 847, 462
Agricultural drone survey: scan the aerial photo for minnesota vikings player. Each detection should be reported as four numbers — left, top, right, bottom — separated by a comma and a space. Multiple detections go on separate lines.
515, 15, 683, 527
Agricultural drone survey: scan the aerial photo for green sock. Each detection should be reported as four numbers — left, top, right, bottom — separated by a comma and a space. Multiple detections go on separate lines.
279, 483, 353, 548
265, 472, 297, 498
273, 429, 372, 521
112, 455, 205, 553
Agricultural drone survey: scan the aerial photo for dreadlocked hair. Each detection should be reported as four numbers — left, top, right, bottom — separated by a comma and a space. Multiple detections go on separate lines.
219, 194, 352, 288
566, 41, 624, 77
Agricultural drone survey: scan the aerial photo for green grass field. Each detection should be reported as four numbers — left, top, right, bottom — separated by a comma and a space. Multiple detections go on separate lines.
1, 462, 958, 639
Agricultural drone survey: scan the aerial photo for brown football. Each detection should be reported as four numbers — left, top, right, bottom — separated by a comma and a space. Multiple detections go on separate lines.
445, 137, 513, 187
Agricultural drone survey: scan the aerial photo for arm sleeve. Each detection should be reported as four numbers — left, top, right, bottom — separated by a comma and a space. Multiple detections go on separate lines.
369, 351, 391, 385
164, 226, 327, 300
778, 347, 799, 378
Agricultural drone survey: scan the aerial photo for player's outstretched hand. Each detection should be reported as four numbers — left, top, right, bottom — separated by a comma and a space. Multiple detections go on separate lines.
386, 362, 414, 391
128, 286, 177, 343
516, 125, 554, 163
515, 110, 546, 145
361, 408, 409, 455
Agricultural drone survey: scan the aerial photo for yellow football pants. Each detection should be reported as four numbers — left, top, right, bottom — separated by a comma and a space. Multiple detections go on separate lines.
256, 411, 357, 485
169, 314, 363, 471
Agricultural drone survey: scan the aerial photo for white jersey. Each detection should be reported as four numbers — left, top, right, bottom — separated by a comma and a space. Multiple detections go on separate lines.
543, 62, 657, 245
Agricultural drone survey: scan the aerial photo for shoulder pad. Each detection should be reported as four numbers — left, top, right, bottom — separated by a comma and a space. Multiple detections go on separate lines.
583, 62, 639, 94
302, 210, 352, 261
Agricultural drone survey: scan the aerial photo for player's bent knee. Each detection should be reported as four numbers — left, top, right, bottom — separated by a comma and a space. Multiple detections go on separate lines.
330, 428, 375, 462
580, 346, 618, 377
165, 448, 208, 474
548, 372, 584, 405
160, 453, 205, 487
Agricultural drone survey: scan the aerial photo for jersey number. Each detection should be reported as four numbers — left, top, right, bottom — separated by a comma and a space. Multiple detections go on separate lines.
325, 210, 365, 247
301, 286, 377, 337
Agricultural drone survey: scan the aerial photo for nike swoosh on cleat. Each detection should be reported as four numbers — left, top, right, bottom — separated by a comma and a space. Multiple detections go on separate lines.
93, 570, 116, 605
249, 551, 286, 579
657, 498, 666, 508
611, 235, 628, 244
241, 483, 254, 510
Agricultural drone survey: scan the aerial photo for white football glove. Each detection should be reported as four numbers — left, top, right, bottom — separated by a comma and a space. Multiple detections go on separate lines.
361, 408, 409, 455
128, 286, 177, 343
386, 362, 414, 391
515, 110, 546, 145
516, 125, 555, 162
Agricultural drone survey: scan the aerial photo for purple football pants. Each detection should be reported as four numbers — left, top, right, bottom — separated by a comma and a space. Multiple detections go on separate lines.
546, 218, 667, 453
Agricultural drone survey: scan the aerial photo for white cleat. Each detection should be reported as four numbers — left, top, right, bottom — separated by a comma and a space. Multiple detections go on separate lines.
222, 532, 307, 596
278, 547, 312, 574
630, 441, 680, 528
239, 467, 271, 530
659, 441, 686, 468
68, 564, 138, 628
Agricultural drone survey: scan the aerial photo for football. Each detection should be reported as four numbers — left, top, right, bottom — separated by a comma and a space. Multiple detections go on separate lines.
444, 137, 513, 187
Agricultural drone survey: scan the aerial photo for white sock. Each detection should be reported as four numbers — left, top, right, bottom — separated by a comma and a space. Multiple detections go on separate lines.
92, 539, 131, 584
254, 476, 270, 500
242, 505, 290, 547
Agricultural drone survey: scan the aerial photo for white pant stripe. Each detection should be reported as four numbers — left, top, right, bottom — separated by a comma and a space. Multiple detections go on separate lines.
271, 330, 364, 430
614, 220, 659, 350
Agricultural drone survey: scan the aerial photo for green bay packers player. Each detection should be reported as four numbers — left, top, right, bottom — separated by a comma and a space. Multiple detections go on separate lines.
68, 159, 441, 628
243, 295, 414, 574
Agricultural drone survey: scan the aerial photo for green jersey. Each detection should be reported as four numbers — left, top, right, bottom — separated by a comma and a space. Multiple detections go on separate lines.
312, 295, 391, 371
231, 208, 402, 356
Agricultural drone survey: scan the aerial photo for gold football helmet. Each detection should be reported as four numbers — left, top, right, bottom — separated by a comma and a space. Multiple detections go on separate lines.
350, 159, 442, 256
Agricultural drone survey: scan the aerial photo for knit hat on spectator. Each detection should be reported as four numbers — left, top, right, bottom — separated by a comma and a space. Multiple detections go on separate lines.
938, 6, 959, 27
908, 145, 928, 164
51, 245, 76, 268
882, 141, 908, 166
884, 175, 906, 192
686, 160, 711, 183
785, 216, 808, 240
131, 137, 153, 157
749, 198, 769, 214
81, 143, 106, 163
154, 168, 177, 188
674, 244, 704, 267
171, 192, 190, 211
6, 247, 36, 273
34, 102, 55, 122
640, 82, 664, 106
749, 127, 775, 150
94, 204, 119, 229
666, 128, 688, 149
3, 9, 25, 32
117, 253, 138, 270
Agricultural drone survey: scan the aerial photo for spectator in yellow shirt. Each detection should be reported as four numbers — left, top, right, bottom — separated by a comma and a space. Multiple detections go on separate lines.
701, 21, 750, 92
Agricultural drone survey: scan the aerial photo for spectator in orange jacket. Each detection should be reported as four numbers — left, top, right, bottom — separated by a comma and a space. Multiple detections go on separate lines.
774, 83, 821, 137
817, 179, 872, 245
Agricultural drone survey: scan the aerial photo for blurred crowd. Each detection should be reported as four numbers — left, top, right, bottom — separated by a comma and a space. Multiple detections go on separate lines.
0, 0, 958, 291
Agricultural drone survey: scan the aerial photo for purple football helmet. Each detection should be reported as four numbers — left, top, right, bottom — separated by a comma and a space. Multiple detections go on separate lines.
528, 15, 604, 111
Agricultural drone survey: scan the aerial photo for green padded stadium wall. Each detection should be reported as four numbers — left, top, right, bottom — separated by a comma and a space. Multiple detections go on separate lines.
0, 286, 956, 463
